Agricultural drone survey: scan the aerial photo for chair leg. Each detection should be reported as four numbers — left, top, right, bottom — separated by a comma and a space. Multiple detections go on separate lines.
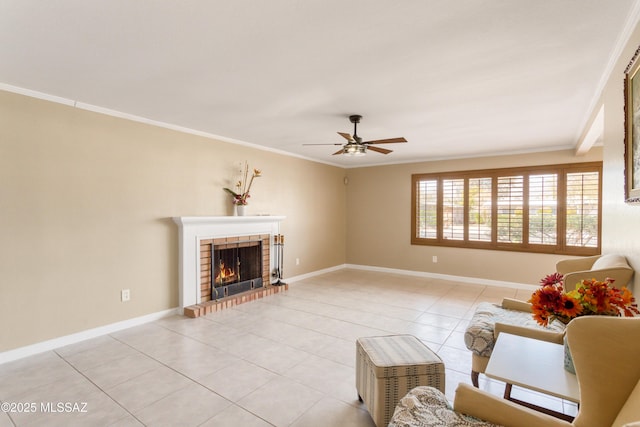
504, 383, 512, 399
471, 370, 480, 388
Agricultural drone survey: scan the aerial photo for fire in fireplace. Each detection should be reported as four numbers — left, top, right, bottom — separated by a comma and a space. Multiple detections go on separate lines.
216, 259, 237, 284
211, 240, 263, 299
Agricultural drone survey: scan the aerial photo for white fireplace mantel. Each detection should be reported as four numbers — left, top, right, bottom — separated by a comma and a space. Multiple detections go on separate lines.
173, 215, 285, 312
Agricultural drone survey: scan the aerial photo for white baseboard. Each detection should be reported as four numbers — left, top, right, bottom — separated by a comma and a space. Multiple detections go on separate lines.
0, 308, 179, 365
286, 263, 534, 290
344, 264, 536, 290
1, 265, 533, 365
284, 264, 347, 283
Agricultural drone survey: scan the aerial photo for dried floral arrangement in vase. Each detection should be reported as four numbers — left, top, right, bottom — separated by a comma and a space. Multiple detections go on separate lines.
223, 161, 261, 214
529, 273, 639, 327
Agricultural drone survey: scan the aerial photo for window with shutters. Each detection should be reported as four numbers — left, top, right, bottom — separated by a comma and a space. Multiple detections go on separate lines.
468, 177, 492, 242
411, 162, 602, 255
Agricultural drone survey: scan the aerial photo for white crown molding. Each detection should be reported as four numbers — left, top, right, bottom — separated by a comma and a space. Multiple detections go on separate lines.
0, 83, 344, 168
575, 0, 640, 145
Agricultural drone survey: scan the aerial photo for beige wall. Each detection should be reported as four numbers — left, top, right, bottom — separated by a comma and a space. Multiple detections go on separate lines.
599, 24, 640, 292
345, 149, 603, 285
344, 19, 640, 290
5, 19, 640, 354
0, 90, 346, 352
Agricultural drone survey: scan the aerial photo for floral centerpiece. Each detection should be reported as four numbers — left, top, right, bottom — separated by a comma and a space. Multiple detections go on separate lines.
529, 273, 639, 327
223, 161, 261, 206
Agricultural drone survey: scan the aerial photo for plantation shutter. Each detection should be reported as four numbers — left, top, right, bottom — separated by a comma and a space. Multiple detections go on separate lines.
468, 177, 492, 242
566, 171, 599, 248
416, 179, 438, 239
529, 173, 558, 245
443, 178, 465, 240
497, 175, 524, 243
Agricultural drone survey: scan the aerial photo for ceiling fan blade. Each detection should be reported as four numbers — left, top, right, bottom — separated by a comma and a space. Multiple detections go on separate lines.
302, 143, 343, 146
332, 148, 346, 155
367, 145, 392, 154
337, 132, 354, 141
363, 137, 407, 145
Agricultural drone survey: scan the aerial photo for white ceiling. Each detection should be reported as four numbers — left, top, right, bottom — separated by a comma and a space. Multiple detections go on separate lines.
1, 1, 639, 167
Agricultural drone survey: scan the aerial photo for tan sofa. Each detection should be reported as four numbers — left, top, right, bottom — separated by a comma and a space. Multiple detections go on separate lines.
390, 316, 640, 427
464, 254, 634, 387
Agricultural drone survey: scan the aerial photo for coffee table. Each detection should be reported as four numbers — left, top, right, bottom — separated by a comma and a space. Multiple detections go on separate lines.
485, 332, 579, 421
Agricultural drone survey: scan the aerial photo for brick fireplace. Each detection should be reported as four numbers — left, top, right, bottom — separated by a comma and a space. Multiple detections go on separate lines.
172, 216, 286, 316
201, 234, 270, 301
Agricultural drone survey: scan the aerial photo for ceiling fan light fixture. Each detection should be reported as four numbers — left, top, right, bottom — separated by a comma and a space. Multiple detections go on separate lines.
344, 144, 366, 156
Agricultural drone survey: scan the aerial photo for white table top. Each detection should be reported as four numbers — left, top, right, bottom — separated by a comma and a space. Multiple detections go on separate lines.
485, 333, 580, 403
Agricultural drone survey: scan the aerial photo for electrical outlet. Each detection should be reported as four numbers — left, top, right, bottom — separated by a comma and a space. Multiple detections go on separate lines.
432, 256, 438, 263
295, 258, 300, 266
121, 289, 130, 302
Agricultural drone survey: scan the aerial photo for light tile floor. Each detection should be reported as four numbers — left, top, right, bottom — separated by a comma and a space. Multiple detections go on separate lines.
0, 269, 577, 426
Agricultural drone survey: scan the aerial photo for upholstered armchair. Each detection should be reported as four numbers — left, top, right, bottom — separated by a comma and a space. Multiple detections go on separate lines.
556, 254, 634, 288
464, 254, 634, 387
390, 316, 640, 427
464, 298, 565, 387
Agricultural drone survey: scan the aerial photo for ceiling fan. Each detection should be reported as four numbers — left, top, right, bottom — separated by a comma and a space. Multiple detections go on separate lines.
304, 115, 407, 156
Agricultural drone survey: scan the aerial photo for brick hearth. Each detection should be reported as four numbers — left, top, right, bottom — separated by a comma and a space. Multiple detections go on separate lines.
183, 284, 288, 318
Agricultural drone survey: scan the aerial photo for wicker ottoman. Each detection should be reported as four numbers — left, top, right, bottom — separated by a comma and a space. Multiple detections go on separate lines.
356, 334, 445, 427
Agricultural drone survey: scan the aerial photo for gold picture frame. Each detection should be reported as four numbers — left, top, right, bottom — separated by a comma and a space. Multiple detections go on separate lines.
624, 45, 640, 204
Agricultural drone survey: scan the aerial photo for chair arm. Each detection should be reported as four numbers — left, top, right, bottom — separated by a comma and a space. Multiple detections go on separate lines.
494, 322, 565, 344
556, 256, 599, 275
453, 383, 572, 427
501, 298, 532, 312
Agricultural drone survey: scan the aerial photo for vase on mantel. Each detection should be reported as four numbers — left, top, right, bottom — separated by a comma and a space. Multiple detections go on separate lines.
236, 204, 246, 216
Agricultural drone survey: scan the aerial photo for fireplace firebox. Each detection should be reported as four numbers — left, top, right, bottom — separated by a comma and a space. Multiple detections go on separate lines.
211, 240, 263, 300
